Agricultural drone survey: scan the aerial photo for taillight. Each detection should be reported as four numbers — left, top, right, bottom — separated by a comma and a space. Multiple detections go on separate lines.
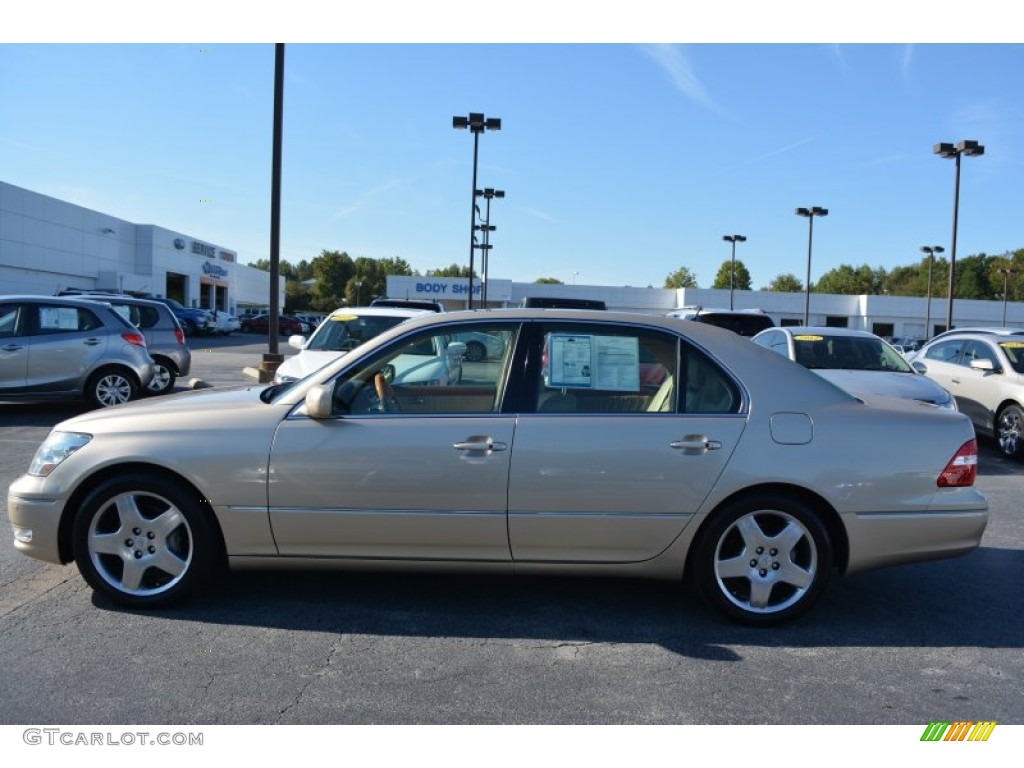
174, 328, 185, 345
937, 439, 978, 487
121, 332, 146, 347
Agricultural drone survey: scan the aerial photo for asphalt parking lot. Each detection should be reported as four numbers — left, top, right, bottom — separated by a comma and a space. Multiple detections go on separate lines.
1, 332, 1022, 725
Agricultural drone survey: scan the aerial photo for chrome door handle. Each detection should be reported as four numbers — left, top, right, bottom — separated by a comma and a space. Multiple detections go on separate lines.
453, 437, 508, 453
670, 436, 722, 453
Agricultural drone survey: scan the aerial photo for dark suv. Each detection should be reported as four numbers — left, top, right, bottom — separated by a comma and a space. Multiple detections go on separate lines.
73, 294, 192, 395
668, 307, 775, 337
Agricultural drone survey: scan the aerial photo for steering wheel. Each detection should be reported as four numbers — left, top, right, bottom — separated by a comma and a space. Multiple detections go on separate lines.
373, 370, 401, 412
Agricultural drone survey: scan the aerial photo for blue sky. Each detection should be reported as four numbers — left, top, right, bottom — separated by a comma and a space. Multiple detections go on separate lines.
3, 10, 1022, 291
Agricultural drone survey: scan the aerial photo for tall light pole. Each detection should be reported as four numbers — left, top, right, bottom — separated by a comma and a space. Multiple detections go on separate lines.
453, 112, 501, 309
920, 245, 944, 340
722, 234, 747, 310
934, 139, 984, 331
795, 207, 828, 325
998, 267, 1014, 326
475, 187, 504, 307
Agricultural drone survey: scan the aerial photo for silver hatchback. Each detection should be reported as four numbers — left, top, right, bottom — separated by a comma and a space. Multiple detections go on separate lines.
73, 294, 191, 395
0, 295, 155, 407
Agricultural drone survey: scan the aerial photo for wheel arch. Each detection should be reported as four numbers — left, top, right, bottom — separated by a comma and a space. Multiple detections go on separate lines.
57, 462, 227, 567
683, 482, 850, 580
150, 353, 180, 375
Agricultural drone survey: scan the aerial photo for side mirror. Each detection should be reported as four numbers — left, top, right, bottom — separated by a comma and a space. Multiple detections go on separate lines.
911, 361, 927, 374
447, 341, 468, 357
970, 358, 996, 373
288, 334, 307, 350
305, 384, 334, 418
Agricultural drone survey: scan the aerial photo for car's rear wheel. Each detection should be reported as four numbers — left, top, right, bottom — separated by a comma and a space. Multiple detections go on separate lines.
996, 404, 1024, 459
692, 494, 832, 626
86, 368, 138, 408
145, 358, 177, 396
465, 340, 487, 362
72, 475, 219, 608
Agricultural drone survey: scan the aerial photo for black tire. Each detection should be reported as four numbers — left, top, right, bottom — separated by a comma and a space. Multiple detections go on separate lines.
465, 340, 487, 362
691, 493, 832, 626
71, 474, 220, 609
995, 404, 1024, 459
145, 358, 177, 396
86, 367, 139, 408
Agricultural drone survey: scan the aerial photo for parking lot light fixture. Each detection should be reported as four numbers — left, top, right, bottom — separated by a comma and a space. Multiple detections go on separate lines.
795, 207, 828, 325
934, 139, 984, 331
453, 113, 502, 309
998, 267, 1014, 325
920, 245, 945, 340
475, 188, 504, 306
722, 235, 747, 310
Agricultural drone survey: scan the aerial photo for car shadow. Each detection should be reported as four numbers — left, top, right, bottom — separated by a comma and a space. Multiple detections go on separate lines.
92, 545, 1023, 659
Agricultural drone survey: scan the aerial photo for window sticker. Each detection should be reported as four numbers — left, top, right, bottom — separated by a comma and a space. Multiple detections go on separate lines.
330, 314, 357, 322
793, 334, 824, 342
40, 307, 79, 330
1001, 341, 1024, 349
545, 334, 640, 392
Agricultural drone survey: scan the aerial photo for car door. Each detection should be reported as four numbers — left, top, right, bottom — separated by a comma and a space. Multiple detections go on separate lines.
23, 303, 111, 394
0, 302, 30, 390
915, 339, 968, 406
955, 339, 1003, 431
267, 321, 520, 561
505, 321, 747, 564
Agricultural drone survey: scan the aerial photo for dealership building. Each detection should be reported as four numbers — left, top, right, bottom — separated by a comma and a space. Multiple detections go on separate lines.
387, 272, 1022, 342
2, 180, 1018, 340
0, 180, 279, 313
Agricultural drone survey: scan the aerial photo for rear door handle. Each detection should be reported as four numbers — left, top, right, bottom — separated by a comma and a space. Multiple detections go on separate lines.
84, 338, 102, 346
670, 436, 722, 454
453, 436, 508, 453
1, 344, 24, 352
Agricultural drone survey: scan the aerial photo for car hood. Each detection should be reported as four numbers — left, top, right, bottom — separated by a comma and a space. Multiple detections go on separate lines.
52, 384, 286, 435
814, 369, 952, 404
275, 350, 347, 380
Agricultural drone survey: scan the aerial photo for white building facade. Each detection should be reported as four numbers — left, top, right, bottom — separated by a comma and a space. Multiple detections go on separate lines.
0, 181, 280, 313
387, 275, 1023, 341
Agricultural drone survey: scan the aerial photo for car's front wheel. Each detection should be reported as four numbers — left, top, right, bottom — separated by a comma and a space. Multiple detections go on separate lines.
86, 368, 138, 408
145, 358, 177, 396
692, 494, 832, 626
71, 475, 220, 608
465, 340, 487, 362
996, 403, 1024, 459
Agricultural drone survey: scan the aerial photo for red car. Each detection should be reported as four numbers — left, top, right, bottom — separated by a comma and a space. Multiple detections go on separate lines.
240, 314, 311, 336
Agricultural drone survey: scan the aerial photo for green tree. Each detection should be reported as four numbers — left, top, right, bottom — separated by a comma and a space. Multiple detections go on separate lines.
311, 250, 354, 310
815, 264, 886, 295
711, 259, 752, 291
534, 277, 564, 284
763, 273, 803, 292
664, 266, 698, 289
427, 263, 477, 278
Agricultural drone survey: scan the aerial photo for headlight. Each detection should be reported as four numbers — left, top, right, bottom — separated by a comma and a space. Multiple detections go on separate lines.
28, 432, 92, 477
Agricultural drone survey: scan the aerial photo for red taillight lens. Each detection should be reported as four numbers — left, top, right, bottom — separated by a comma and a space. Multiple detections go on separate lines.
121, 332, 146, 347
937, 439, 978, 487
174, 328, 185, 345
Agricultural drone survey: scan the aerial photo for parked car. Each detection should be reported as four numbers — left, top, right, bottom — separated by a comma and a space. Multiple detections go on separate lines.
72, 294, 191, 396
455, 330, 507, 362
370, 298, 445, 313
273, 306, 439, 384
668, 307, 774, 337
0, 295, 154, 407
9, 309, 987, 625
520, 296, 607, 310
148, 297, 215, 337
910, 331, 1024, 458
240, 314, 310, 336
906, 327, 1024, 361
211, 312, 241, 335
752, 326, 956, 411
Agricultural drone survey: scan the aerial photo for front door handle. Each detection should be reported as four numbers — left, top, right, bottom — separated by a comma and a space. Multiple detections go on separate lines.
83, 338, 102, 346
1, 344, 24, 352
453, 436, 508, 453
670, 435, 722, 454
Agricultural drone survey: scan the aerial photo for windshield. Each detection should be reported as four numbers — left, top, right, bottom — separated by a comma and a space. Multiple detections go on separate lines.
306, 313, 408, 352
793, 334, 913, 372
999, 341, 1024, 374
